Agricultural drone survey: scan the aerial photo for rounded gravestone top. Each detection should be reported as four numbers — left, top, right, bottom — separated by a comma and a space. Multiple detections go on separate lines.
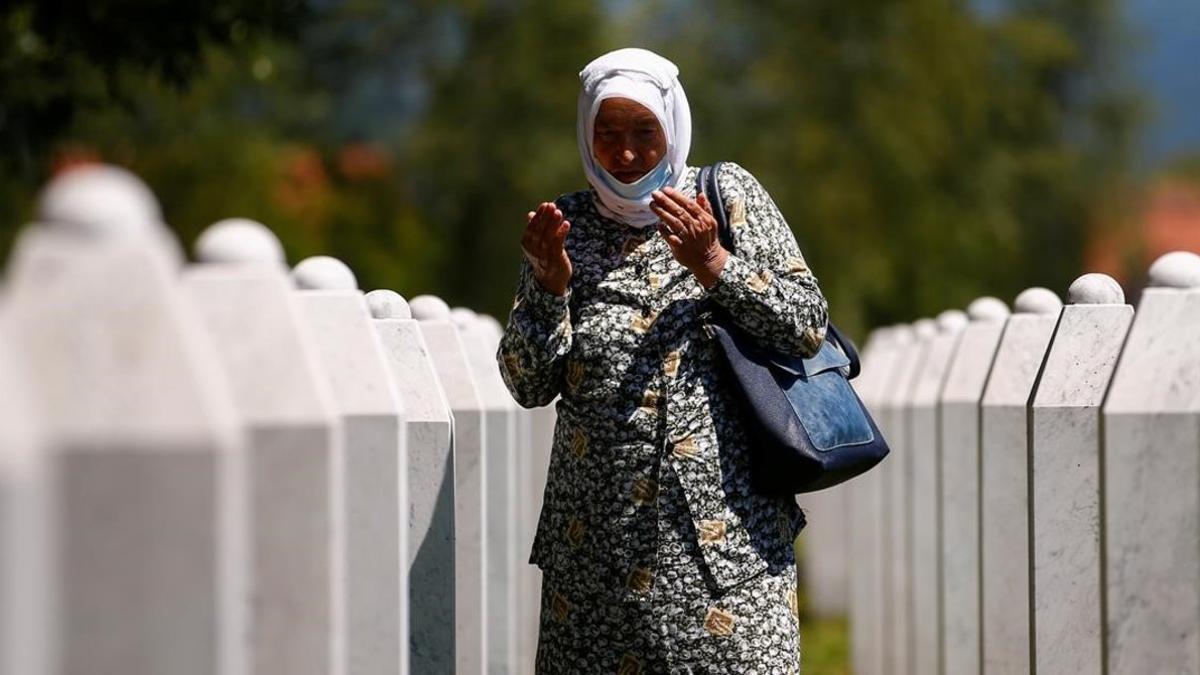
936, 309, 968, 333
967, 296, 1010, 322
913, 318, 939, 339
1013, 287, 1062, 314
1067, 273, 1124, 305
365, 289, 412, 320
890, 325, 916, 345
194, 218, 286, 266
450, 307, 479, 331
409, 294, 452, 321
1147, 251, 1200, 289
37, 164, 163, 238
292, 256, 358, 291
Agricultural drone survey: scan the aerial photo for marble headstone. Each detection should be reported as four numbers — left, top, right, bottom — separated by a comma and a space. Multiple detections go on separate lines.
184, 220, 341, 675
293, 256, 407, 675
410, 294, 488, 675
912, 310, 966, 675
1102, 252, 1200, 674
979, 287, 1062, 673
3, 164, 245, 675
939, 297, 1010, 675
1029, 273, 1132, 674
365, 289, 457, 673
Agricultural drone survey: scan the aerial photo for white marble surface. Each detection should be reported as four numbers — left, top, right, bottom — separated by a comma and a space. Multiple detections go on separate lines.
411, 296, 489, 675
1102, 285, 1200, 674
4, 221, 243, 675
454, 310, 521, 675
1030, 300, 1133, 675
909, 320, 965, 675
939, 307, 1008, 675
183, 263, 341, 675
879, 329, 931, 675
367, 291, 457, 674
296, 289, 406, 675
848, 330, 906, 675
979, 309, 1059, 674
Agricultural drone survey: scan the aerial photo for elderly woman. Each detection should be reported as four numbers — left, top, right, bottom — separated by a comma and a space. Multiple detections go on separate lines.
496, 47, 829, 674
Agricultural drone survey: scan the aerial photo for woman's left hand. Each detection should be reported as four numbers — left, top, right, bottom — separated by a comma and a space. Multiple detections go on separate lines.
650, 187, 729, 290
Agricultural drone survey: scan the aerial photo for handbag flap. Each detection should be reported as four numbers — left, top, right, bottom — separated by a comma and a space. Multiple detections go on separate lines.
764, 339, 850, 379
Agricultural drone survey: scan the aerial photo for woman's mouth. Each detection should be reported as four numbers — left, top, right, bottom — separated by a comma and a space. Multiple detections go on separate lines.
613, 170, 645, 183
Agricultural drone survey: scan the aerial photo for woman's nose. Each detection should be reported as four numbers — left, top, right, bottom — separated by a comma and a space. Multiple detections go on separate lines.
620, 148, 636, 164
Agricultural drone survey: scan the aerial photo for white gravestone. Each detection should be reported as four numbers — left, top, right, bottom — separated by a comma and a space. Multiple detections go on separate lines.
979, 287, 1061, 673
451, 306, 521, 675
939, 297, 1010, 675
183, 220, 342, 675
883, 321, 939, 675
477, 313, 547, 670
1029, 273, 1132, 674
410, 295, 488, 675
293, 256, 408, 675
0, 334, 54, 675
1103, 251, 1200, 674
912, 310, 966, 675
2, 165, 246, 675
365, 289, 457, 674
848, 325, 908, 675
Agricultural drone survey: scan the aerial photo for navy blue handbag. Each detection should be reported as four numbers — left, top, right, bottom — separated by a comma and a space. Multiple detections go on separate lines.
697, 163, 890, 495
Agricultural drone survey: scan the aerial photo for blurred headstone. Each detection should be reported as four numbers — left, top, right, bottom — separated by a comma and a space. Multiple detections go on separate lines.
3, 164, 245, 675
184, 219, 341, 675
913, 310, 966, 675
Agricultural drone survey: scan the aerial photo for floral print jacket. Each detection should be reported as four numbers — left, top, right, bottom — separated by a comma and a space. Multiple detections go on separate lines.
497, 162, 829, 594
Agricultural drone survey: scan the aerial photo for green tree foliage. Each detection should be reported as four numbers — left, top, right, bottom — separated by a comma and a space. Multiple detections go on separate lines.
0, 0, 1140, 337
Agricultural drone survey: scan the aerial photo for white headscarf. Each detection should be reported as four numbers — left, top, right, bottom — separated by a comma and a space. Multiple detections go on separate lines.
577, 48, 692, 228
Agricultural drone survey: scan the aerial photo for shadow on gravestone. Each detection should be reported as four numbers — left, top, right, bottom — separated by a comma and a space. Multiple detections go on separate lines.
410, 294, 488, 675
293, 256, 407, 675
475, 312, 549, 671
913, 310, 966, 675
979, 287, 1061, 674
939, 296, 1010, 675
184, 219, 342, 675
1103, 251, 1200, 674
2, 164, 246, 675
1029, 273, 1132, 675
365, 289, 457, 674
452, 306, 521, 675
0, 333, 54, 675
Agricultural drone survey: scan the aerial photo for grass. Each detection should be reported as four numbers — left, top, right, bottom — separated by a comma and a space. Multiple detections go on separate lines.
795, 539, 850, 674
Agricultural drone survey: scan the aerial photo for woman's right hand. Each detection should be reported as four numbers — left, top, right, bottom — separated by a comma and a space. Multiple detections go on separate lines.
522, 201, 573, 296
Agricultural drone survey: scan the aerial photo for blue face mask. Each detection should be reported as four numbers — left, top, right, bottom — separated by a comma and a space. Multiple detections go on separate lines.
596, 156, 673, 201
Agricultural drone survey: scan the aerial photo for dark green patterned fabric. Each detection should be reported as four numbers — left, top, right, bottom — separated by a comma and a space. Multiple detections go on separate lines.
498, 162, 828, 673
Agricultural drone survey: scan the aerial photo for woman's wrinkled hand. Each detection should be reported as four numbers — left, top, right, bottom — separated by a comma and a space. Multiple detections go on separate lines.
521, 201, 573, 296
650, 187, 729, 290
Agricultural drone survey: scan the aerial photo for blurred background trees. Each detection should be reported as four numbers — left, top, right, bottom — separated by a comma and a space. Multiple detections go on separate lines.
0, 0, 1187, 337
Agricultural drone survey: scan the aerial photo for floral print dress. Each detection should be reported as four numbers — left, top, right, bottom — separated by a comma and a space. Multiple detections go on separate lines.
496, 162, 829, 674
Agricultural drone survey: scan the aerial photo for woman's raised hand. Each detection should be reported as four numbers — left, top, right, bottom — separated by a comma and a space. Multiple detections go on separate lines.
521, 201, 573, 296
650, 187, 729, 290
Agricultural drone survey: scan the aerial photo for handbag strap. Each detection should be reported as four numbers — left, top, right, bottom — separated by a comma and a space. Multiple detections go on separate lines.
696, 163, 861, 381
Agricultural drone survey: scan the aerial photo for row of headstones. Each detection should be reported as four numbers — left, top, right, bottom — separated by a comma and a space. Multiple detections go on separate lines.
800, 252, 1200, 674
0, 164, 556, 675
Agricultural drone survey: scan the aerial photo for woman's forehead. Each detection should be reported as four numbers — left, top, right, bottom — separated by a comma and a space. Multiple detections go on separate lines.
595, 97, 660, 125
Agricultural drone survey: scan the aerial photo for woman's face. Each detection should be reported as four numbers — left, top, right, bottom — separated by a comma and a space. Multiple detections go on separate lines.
592, 97, 668, 184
